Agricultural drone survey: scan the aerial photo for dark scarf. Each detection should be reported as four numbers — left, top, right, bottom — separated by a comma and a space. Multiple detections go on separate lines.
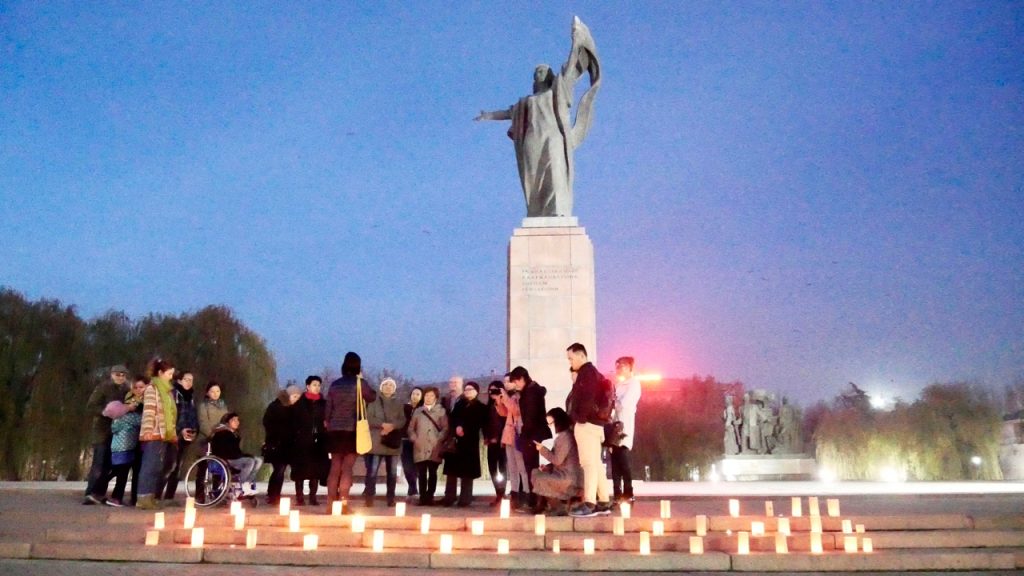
174, 382, 194, 402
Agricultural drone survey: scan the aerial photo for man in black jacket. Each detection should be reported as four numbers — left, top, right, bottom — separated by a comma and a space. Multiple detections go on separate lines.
565, 343, 613, 517
508, 366, 551, 512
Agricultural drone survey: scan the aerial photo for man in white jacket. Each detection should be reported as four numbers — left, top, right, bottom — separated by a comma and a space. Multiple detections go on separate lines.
610, 356, 641, 503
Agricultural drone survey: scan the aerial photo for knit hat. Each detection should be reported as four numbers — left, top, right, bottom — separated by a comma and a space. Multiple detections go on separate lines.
285, 384, 302, 396
464, 381, 480, 393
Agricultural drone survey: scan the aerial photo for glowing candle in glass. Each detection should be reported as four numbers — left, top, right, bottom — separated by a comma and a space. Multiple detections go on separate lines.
855, 523, 865, 534
552, 539, 560, 554
844, 535, 857, 553
303, 533, 318, 551
471, 520, 484, 535
185, 497, 196, 511
289, 510, 300, 532
613, 517, 625, 536
420, 513, 431, 534
777, 517, 791, 536
728, 499, 740, 518
246, 528, 257, 549
234, 508, 245, 530
497, 539, 510, 554
810, 532, 823, 554
190, 527, 204, 548
737, 531, 750, 554
229, 500, 241, 516
791, 497, 802, 517
764, 500, 774, 517
534, 514, 546, 536
639, 531, 651, 555
862, 537, 873, 553
145, 531, 159, 546
372, 529, 384, 552
331, 501, 342, 516
351, 514, 365, 533
500, 498, 510, 519
583, 538, 595, 555
751, 521, 765, 536
279, 497, 291, 516
395, 502, 406, 517
695, 514, 708, 536
439, 534, 453, 554
775, 533, 788, 554
842, 519, 853, 534
660, 500, 671, 519
620, 501, 631, 518
810, 516, 822, 534
808, 496, 820, 517
153, 512, 165, 530
689, 535, 704, 554
652, 520, 664, 536
183, 507, 196, 529
827, 498, 840, 517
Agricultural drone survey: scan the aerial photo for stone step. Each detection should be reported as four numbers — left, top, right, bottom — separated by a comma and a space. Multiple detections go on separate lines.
11, 541, 1021, 572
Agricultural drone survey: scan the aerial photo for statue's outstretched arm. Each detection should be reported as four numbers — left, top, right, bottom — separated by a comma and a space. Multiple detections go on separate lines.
474, 107, 512, 121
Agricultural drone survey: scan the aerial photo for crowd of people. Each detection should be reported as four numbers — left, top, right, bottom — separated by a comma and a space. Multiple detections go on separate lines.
81, 344, 642, 518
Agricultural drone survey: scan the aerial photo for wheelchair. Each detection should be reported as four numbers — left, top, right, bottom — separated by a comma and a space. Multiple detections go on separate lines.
184, 452, 259, 508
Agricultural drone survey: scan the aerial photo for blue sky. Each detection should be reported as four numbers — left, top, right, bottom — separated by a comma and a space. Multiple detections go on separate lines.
2, 2, 1021, 404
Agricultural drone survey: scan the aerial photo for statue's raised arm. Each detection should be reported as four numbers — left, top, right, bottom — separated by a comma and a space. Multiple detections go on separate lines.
474, 16, 601, 218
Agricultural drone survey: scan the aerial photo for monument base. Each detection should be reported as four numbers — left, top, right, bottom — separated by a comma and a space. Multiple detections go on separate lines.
718, 454, 817, 481
508, 224, 596, 411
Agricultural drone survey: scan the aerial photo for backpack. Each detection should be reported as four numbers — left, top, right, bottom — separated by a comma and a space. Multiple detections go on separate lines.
593, 372, 614, 424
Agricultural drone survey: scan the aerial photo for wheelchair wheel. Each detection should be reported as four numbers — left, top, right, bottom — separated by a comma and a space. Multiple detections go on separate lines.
185, 455, 232, 507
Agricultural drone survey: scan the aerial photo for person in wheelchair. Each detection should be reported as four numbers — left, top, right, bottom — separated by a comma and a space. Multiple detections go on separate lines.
210, 412, 262, 497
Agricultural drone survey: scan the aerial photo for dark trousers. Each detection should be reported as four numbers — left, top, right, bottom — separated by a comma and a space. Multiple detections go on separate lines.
444, 473, 475, 505
326, 451, 357, 504
139, 441, 177, 497
486, 442, 507, 498
400, 440, 418, 496
521, 438, 540, 493
416, 461, 439, 504
162, 439, 191, 500
610, 445, 634, 498
267, 460, 289, 504
364, 454, 397, 502
84, 441, 113, 499
110, 453, 141, 504
294, 479, 320, 503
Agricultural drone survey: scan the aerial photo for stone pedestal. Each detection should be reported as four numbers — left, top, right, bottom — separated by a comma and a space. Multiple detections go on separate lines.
508, 218, 596, 411
718, 455, 817, 481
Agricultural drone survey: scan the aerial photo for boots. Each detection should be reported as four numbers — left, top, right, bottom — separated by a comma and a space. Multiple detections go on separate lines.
136, 495, 159, 510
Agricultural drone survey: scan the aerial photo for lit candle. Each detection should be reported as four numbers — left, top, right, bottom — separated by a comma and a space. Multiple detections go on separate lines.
652, 520, 664, 536
827, 498, 840, 517
230, 500, 241, 516
583, 538, 595, 555
372, 529, 384, 552
764, 500, 774, 516
190, 527, 204, 548
751, 521, 765, 536
613, 517, 625, 536
497, 539, 510, 554
639, 531, 651, 555
183, 507, 196, 529
689, 535, 704, 554
775, 533, 788, 554
844, 535, 857, 553
471, 520, 484, 535
234, 509, 245, 530
855, 523, 865, 534
729, 498, 740, 518
395, 502, 406, 517
808, 496, 820, 517
303, 533, 318, 551
420, 514, 431, 534
500, 498, 510, 519
552, 539, 560, 554
810, 532, 823, 554
351, 514, 365, 533
439, 534, 453, 554
695, 514, 708, 536
842, 519, 853, 534
246, 528, 257, 549
737, 531, 749, 555
791, 497, 802, 517
660, 500, 671, 519
279, 497, 291, 516
153, 512, 165, 530
145, 530, 159, 546
331, 501, 342, 516
777, 517, 791, 535
620, 501, 631, 518
185, 497, 196, 511
289, 510, 300, 532
810, 516, 822, 534
862, 537, 873, 553
534, 514, 546, 536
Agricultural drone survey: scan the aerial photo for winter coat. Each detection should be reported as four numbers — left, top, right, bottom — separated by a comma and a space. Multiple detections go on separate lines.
139, 377, 177, 443
566, 362, 610, 425
367, 393, 407, 457
442, 397, 487, 478
196, 398, 228, 445
110, 403, 143, 454
171, 383, 199, 436
408, 403, 448, 464
495, 393, 521, 447
210, 424, 247, 461
262, 391, 296, 465
87, 379, 128, 443
519, 380, 552, 443
531, 430, 582, 500
290, 393, 328, 480
614, 376, 642, 450
324, 375, 377, 432
483, 398, 506, 445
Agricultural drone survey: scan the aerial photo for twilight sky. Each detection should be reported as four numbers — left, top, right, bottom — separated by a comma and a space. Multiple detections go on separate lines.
2, 2, 1021, 404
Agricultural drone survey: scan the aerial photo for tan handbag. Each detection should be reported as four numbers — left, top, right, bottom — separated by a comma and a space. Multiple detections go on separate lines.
355, 376, 372, 455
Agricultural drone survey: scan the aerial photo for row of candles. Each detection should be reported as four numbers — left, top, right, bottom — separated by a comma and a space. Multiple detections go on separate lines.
146, 496, 871, 555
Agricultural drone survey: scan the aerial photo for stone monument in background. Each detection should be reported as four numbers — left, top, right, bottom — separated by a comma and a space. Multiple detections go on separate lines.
719, 389, 816, 480
476, 16, 601, 409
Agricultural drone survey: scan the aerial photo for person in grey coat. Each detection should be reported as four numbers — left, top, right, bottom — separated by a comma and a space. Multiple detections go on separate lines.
364, 377, 407, 507
407, 387, 448, 505
530, 407, 582, 515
